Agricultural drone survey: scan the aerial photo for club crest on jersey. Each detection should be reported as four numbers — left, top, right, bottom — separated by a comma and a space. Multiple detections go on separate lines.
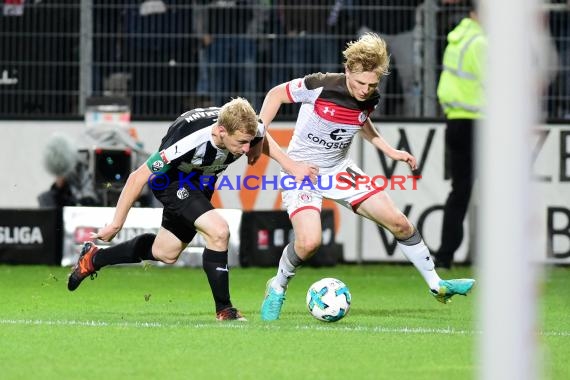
298, 192, 312, 203
358, 111, 368, 123
151, 160, 164, 172
177, 188, 189, 200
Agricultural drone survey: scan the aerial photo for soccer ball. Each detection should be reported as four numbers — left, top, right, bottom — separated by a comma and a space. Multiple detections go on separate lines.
306, 278, 351, 322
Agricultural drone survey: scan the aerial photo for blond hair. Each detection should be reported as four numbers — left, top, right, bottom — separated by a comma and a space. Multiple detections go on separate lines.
343, 33, 390, 77
218, 97, 258, 136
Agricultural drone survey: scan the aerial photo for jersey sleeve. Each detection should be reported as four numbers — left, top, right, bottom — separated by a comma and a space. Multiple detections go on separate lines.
145, 151, 171, 174
285, 73, 325, 104
251, 120, 266, 147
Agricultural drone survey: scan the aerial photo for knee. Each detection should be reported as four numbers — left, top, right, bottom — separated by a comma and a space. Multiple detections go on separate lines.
390, 214, 414, 240
205, 223, 230, 250
152, 247, 179, 265
295, 234, 322, 257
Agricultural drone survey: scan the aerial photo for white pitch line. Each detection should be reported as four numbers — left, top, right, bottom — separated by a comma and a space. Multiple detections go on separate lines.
0, 319, 568, 336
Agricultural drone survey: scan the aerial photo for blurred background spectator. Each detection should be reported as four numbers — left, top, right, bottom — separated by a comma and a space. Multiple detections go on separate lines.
195, 0, 262, 109
121, 0, 198, 116
269, 0, 351, 86
548, 0, 570, 119
352, 0, 423, 117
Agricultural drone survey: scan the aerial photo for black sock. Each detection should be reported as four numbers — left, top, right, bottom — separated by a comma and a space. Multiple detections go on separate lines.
92, 233, 156, 270
202, 248, 231, 312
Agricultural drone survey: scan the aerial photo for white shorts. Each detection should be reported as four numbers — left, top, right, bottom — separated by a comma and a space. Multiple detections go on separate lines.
280, 159, 382, 218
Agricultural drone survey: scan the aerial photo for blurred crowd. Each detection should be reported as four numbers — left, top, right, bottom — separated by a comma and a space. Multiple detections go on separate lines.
1, 0, 568, 119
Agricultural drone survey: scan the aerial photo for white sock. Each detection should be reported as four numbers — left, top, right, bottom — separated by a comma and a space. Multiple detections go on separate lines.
397, 238, 442, 291
271, 244, 302, 292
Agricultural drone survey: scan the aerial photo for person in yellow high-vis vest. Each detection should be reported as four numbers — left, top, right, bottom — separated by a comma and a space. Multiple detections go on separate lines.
436, 1, 486, 269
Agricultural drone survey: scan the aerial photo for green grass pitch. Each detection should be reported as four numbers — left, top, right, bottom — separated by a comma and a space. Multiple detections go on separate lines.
0, 264, 568, 380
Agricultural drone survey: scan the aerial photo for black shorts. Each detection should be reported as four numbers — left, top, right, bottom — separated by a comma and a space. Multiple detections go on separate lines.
153, 183, 215, 243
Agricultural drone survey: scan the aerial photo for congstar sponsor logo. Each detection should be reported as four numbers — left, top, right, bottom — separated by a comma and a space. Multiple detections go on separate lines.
307, 130, 350, 150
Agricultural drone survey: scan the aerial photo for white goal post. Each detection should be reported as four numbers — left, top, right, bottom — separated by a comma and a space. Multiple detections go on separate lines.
478, 0, 540, 379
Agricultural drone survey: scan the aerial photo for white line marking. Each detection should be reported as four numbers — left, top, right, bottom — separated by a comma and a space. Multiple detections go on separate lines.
0, 319, 568, 336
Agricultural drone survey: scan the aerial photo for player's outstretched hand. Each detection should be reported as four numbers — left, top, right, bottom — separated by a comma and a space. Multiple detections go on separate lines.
391, 150, 417, 171
290, 161, 319, 183
90, 223, 121, 242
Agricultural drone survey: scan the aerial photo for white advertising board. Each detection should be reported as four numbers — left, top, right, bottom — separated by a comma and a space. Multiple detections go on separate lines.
531, 126, 570, 263
62, 207, 243, 267
359, 123, 570, 264
360, 123, 469, 262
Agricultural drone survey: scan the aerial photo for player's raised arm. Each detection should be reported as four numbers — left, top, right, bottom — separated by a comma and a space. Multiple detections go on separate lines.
247, 84, 290, 166
258, 83, 292, 127
257, 83, 318, 182
263, 132, 318, 183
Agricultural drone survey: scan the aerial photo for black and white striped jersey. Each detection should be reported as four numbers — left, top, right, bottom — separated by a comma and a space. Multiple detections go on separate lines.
154, 107, 264, 181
